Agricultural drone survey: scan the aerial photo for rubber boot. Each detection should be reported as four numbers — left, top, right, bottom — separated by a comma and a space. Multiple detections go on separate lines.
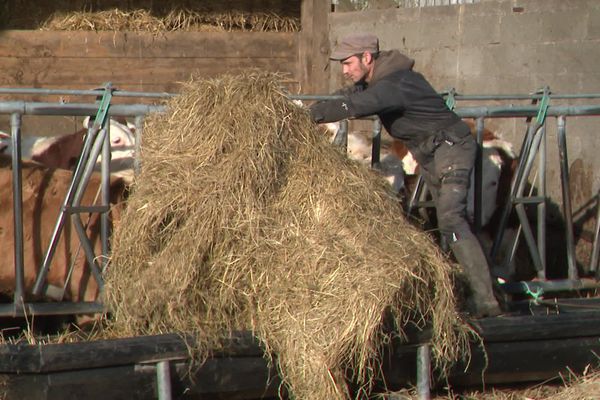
451, 237, 502, 318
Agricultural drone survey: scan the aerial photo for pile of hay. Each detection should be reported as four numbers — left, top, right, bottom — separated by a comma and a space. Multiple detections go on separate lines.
103, 72, 470, 399
40, 8, 299, 32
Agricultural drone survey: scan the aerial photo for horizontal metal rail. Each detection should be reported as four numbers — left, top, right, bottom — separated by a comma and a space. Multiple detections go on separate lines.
0, 102, 164, 117
0, 87, 175, 99
4, 87, 600, 101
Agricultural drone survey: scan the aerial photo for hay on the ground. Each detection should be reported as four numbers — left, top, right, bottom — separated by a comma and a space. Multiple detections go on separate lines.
40, 8, 300, 32
102, 71, 471, 399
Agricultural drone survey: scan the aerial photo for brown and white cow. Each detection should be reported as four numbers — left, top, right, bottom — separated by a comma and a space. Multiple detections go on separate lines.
0, 155, 127, 307
0, 117, 136, 184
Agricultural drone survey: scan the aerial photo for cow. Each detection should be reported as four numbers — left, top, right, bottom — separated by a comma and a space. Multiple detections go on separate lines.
0, 155, 127, 326
0, 117, 136, 184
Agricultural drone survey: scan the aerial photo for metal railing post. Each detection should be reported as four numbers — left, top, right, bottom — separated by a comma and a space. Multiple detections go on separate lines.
10, 113, 25, 314
557, 116, 578, 279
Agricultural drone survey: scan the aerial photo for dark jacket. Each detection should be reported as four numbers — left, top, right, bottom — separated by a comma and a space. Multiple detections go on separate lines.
310, 50, 467, 155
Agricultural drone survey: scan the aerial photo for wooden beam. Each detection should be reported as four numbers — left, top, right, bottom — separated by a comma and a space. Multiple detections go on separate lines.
298, 0, 330, 94
0, 31, 297, 59
0, 30, 299, 93
471, 311, 600, 342
0, 332, 263, 373
0, 56, 296, 88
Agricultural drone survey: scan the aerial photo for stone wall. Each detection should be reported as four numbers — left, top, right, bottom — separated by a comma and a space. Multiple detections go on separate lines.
329, 0, 600, 217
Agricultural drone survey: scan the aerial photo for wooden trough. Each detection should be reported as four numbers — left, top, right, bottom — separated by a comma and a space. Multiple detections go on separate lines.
1, 304, 599, 399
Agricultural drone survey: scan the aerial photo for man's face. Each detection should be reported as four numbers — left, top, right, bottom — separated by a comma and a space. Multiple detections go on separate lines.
341, 54, 370, 83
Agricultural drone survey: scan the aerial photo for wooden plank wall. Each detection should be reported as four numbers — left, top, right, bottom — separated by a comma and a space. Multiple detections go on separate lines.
298, 0, 330, 95
0, 0, 330, 134
0, 31, 299, 98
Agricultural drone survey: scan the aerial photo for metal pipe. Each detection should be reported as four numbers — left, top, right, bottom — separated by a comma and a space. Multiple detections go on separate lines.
557, 116, 578, 279
157, 360, 173, 400
450, 93, 600, 101
10, 113, 24, 313
133, 115, 145, 176
100, 119, 111, 271
331, 119, 348, 149
371, 118, 382, 166
4, 89, 593, 102
0, 87, 175, 98
538, 124, 547, 275
500, 278, 600, 294
289, 94, 345, 101
407, 175, 426, 216
473, 117, 484, 232
455, 104, 600, 118
416, 344, 431, 400
0, 101, 164, 116
2, 100, 600, 120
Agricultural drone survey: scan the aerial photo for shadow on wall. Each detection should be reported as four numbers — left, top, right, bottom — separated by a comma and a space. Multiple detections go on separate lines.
1, 0, 302, 29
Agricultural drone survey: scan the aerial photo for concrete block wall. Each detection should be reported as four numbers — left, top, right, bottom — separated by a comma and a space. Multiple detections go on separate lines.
328, 0, 600, 220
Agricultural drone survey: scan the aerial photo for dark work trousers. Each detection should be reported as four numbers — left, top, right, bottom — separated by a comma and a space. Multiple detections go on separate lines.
414, 132, 477, 245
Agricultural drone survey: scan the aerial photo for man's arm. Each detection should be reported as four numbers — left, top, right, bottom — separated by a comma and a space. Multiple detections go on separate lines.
309, 80, 406, 123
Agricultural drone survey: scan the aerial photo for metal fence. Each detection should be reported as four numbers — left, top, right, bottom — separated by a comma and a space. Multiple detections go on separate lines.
1, 84, 600, 318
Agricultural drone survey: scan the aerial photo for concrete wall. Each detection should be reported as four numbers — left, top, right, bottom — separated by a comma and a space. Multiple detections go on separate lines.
329, 0, 600, 223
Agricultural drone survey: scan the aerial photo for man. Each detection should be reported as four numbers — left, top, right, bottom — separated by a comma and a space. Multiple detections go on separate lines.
309, 33, 501, 318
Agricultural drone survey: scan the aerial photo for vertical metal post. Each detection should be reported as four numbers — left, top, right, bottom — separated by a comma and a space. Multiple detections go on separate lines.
537, 124, 547, 274
10, 113, 24, 313
557, 116, 577, 279
473, 117, 484, 232
134, 115, 144, 176
100, 118, 111, 270
156, 360, 172, 400
371, 118, 382, 166
416, 344, 431, 400
332, 119, 348, 149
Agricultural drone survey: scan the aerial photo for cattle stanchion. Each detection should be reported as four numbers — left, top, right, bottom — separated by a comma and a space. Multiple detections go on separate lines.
32, 83, 115, 298
0, 85, 169, 317
320, 88, 600, 300
0, 87, 599, 317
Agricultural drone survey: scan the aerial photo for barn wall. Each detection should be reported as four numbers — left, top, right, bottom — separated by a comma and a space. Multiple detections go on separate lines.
0, 30, 300, 136
329, 0, 600, 218
0, 31, 298, 95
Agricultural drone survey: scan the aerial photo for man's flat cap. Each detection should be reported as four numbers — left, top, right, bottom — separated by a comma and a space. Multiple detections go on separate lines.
330, 33, 380, 61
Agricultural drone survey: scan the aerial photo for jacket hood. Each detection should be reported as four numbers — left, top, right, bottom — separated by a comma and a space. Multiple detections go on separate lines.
370, 50, 415, 84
